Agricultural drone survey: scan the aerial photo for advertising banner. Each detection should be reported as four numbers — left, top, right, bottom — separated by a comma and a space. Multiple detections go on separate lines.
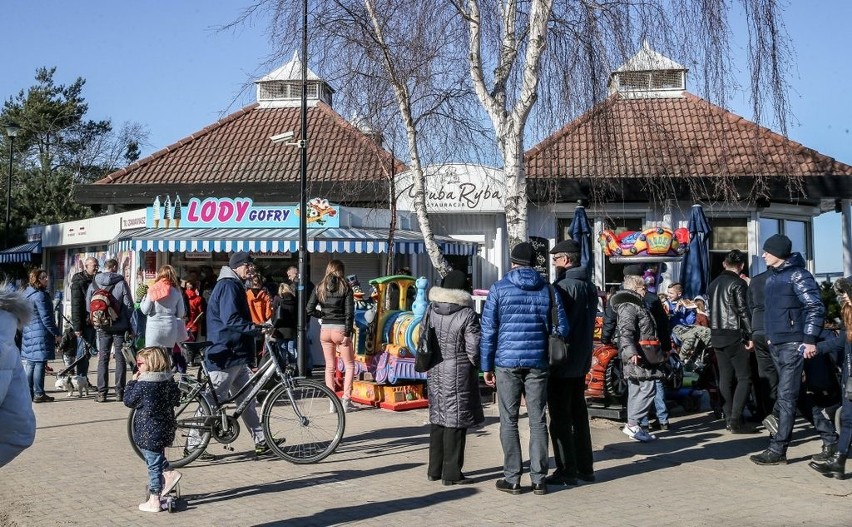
145, 196, 339, 229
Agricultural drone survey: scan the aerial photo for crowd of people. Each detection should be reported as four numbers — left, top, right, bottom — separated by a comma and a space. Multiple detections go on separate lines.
1, 232, 850, 507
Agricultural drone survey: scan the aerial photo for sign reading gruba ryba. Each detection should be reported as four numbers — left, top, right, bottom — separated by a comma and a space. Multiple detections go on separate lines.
394, 164, 506, 213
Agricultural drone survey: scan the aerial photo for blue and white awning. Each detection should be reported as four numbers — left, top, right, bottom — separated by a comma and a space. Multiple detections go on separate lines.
0, 241, 42, 264
110, 227, 477, 256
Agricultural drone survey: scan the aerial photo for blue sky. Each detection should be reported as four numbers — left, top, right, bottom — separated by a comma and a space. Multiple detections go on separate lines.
0, 1, 849, 273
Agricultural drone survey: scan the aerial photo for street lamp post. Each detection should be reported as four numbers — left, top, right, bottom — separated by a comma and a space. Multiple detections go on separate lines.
269, 0, 310, 378
296, 0, 310, 379
4, 123, 20, 249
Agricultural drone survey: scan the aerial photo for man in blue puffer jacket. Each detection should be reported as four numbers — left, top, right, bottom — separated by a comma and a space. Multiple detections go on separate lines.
481, 242, 569, 496
750, 234, 825, 466
192, 251, 268, 457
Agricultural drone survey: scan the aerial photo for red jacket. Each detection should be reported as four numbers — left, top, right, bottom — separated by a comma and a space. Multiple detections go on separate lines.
185, 289, 205, 334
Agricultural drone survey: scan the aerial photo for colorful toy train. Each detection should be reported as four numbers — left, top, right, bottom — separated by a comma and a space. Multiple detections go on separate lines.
340, 274, 429, 410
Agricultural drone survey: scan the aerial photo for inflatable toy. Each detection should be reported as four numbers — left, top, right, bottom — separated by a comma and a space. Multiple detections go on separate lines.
598, 227, 690, 258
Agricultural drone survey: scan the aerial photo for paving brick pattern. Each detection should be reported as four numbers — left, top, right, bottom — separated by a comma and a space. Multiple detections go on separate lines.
1, 364, 850, 526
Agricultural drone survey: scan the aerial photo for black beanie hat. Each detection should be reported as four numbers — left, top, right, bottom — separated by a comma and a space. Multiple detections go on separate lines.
510, 242, 535, 266
441, 269, 470, 292
623, 263, 645, 277
763, 234, 792, 259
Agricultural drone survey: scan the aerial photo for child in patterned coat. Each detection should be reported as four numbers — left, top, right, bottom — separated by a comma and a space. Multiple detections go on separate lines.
124, 346, 182, 512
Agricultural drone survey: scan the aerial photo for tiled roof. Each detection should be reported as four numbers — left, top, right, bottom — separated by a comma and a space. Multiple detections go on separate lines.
525, 92, 852, 179
96, 102, 403, 186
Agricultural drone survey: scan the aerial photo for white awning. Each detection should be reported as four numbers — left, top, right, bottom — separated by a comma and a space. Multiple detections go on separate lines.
109, 227, 477, 256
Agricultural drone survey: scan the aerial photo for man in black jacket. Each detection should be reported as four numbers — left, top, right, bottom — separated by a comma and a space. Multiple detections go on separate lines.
601, 264, 670, 353
747, 269, 777, 423
707, 250, 753, 433
69, 257, 99, 378
546, 240, 599, 486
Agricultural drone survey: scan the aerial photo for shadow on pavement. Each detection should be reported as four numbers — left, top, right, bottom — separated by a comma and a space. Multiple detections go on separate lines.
250, 486, 480, 527
189, 462, 423, 505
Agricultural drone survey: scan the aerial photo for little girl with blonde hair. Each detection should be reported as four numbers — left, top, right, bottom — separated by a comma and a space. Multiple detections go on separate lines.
124, 347, 182, 512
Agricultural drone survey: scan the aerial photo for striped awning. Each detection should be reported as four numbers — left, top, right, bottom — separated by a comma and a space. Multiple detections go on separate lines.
0, 241, 42, 264
109, 227, 477, 256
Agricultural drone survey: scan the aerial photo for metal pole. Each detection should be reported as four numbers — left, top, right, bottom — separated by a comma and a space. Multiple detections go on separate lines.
5, 135, 13, 249
296, 0, 310, 378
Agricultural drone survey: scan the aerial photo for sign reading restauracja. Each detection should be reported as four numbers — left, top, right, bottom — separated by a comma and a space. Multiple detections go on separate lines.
394, 164, 506, 213
145, 196, 339, 229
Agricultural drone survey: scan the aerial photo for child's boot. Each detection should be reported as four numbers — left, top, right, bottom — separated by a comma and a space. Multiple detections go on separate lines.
162, 469, 182, 496
138, 493, 161, 513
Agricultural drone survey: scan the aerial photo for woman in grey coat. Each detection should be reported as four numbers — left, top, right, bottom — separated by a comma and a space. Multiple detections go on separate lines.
421, 270, 484, 486
140, 266, 186, 355
612, 275, 665, 443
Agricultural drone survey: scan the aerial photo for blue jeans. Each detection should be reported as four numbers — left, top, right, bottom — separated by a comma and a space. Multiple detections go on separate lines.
23, 360, 47, 398
769, 342, 804, 454
640, 379, 668, 426
140, 448, 168, 494
495, 367, 549, 485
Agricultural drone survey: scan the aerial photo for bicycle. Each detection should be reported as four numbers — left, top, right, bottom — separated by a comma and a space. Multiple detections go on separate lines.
127, 330, 345, 467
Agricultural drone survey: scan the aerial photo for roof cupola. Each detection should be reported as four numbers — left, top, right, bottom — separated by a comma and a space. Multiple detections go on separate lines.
255, 51, 334, 108
608, 41, 687, 98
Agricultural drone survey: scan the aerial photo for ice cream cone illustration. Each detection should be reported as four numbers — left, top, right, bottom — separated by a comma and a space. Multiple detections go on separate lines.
152, 196, 161, 229
164, 195, 172, 229
173, 195, 182, 229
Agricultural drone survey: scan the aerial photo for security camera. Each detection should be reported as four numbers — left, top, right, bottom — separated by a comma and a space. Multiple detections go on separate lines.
270, 131, 295, 143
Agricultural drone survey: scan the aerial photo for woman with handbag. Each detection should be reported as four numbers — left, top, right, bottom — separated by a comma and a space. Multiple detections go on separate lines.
421, 270, 483, 485
612, 274, 666, 442
140, 266, 187, 372
810, 277, 852, 479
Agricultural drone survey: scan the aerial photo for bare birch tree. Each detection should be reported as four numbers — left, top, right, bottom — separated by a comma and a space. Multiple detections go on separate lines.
241, 0, 792, 252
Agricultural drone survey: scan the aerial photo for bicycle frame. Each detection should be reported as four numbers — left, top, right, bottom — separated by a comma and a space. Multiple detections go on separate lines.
194, 336, 299, 429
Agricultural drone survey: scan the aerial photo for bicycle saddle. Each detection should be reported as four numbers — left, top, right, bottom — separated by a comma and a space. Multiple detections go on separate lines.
182, 341, 213, 352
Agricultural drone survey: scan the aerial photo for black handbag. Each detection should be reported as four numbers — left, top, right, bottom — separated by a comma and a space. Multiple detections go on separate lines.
414, 307, 442, 373
547, 285, 570, 367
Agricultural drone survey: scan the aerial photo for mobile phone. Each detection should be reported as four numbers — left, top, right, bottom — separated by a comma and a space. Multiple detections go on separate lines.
797, 343, 807, 356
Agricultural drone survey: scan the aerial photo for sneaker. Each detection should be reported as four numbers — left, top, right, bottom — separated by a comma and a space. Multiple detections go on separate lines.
762, 414, 779, 436
32, 394, 55, 403
185, 447, 215, 461
810, 444, 837, 464
254, 438, 285, 456
138, 495, 161, 513
94, 393, 108, 403
623, 424, 656, 442
342, 398, 357, 413
749, 448, 787, 466
161, 470, 182, 496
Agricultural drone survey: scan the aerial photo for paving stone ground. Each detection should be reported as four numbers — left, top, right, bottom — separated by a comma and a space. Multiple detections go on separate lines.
1, 362, 850, 527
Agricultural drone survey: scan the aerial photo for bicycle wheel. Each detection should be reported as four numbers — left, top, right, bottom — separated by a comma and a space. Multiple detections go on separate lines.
261, 379, 345, 464
128, 380, 213, 468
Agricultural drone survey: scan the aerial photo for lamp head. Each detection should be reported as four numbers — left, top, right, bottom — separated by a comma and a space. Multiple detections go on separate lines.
5, 124, 20, 138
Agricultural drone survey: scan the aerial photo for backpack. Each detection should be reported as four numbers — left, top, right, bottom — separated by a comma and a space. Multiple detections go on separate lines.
90, 285, 120, 329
